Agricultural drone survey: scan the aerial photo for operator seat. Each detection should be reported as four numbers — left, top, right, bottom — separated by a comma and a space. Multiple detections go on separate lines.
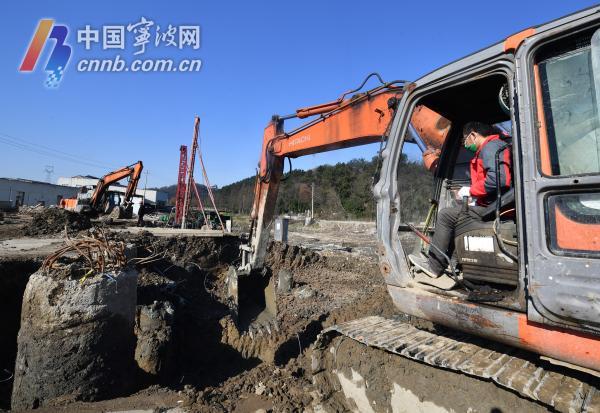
454, 188, 518, 287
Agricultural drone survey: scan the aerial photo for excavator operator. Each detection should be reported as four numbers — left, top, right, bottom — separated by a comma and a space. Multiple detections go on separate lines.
410, 121, 513, 278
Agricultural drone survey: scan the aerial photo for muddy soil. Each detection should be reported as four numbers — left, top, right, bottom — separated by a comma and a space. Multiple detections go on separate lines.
23, 209, 91, 236
192, 241, 396, 412
0, 224, 569, 412
0, 213, 30, 241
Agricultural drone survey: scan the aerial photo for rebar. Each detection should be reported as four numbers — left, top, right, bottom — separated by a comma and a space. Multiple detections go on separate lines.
42, 227, 127, 276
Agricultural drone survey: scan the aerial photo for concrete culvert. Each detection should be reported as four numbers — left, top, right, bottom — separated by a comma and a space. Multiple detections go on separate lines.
11, 268, 138, 410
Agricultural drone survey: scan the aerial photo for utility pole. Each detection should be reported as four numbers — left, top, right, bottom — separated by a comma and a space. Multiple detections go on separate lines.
143, 170, 149, 203
311, 182, 314, 219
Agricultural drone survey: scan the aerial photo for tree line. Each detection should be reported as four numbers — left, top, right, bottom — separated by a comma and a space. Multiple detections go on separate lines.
156, 155, 433, 222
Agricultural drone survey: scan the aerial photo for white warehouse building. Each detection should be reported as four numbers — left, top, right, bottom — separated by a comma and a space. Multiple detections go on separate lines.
0, 178, 79, 209
57, 175, 168, 206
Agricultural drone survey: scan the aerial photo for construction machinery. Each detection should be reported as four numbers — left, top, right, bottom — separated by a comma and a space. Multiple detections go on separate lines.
60, 161, 144, 218
229, 6, 600, 411
179, 117, 225, 231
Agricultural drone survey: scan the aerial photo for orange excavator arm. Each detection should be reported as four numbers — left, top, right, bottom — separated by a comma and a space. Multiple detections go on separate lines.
243, 77, 447, 272
90, 161, 144, 211
229, 74, 448, 329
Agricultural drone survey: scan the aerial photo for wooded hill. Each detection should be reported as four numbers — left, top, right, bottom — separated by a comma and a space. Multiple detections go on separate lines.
157, 155, 432, 221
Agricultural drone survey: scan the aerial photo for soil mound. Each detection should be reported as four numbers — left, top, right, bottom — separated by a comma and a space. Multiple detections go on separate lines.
24, 208, 91, 236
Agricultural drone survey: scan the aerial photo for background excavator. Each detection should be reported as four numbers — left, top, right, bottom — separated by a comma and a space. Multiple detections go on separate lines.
60, 161, 143, 218
229, 6, 600, 411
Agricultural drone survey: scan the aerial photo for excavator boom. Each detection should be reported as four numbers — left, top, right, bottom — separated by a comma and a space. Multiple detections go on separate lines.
229, 75, 448, 330
89, 161, 144, 212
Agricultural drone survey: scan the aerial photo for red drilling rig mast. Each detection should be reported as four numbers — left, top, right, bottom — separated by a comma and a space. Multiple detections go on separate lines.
174, 145, 188, 226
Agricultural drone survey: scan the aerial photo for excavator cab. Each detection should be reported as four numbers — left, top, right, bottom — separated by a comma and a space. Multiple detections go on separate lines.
398, 73, 523, 302
379, 12, 600, 374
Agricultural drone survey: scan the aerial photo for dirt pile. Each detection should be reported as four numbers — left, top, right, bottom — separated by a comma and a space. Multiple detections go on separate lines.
193, 354, 315, 412
11, 268, 138, 410
110, 234, 397, 411
24, 208, 91, 236
118, 231, 239, 269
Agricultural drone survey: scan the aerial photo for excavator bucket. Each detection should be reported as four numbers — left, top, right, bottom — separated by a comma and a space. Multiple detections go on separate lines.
226, 266, 277, 334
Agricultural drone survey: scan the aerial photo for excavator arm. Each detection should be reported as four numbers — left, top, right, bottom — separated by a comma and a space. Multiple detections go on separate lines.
90, 161, 144, 212
228, 74, 448, 331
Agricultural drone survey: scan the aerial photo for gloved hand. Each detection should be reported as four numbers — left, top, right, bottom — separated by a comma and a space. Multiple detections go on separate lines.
457, 186, 471, 199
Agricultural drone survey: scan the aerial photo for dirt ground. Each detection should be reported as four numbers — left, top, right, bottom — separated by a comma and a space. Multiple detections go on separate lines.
0, 210, 553, 412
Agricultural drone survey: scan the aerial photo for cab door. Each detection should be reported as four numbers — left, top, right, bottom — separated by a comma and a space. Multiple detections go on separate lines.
516, 7, 600, 332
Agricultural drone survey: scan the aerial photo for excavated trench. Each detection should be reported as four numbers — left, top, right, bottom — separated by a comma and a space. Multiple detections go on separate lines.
0, 227, 391, 411
0, 258, 41, 411
0, 234, 257, 409
0, 227, 566, 412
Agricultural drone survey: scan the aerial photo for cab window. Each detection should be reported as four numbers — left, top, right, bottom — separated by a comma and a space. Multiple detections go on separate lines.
536, 30, 600, 176
534, 28, 600, 255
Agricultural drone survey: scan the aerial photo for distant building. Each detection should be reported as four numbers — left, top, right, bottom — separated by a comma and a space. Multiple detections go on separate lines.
0, 178, 78, 209
57, 175, 168, 206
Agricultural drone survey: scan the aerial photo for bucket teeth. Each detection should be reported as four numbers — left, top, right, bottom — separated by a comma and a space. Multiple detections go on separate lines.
245, 320, 280, 340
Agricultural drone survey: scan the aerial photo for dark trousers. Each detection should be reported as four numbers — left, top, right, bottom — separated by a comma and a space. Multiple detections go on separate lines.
428, 206, 485, 275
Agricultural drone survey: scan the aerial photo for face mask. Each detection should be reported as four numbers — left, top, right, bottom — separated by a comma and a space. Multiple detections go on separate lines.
464, 142, 477, 152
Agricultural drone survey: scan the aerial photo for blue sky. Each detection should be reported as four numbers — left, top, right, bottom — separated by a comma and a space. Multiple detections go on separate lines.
1, 1, 598, 188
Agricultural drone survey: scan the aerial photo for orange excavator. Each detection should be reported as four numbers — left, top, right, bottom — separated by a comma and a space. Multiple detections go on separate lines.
229, 6, 600, 408
60, 161, 144, 218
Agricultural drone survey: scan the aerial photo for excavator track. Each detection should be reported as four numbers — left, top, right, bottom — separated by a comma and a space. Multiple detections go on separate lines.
313, 316, 600, 412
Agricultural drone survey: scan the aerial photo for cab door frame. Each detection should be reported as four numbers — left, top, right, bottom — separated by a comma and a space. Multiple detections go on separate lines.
375, 51, 521, 301
515, 9, 600, 334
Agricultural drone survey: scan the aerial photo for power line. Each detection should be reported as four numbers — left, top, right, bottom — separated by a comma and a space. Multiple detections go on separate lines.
0, 131, 156, 178
0, 132, 119, 170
